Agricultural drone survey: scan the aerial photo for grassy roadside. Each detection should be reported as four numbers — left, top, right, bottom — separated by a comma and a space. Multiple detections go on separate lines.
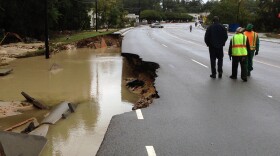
15, 30, 117, 59
50, 30, 117, 44
266, 33, 280, 39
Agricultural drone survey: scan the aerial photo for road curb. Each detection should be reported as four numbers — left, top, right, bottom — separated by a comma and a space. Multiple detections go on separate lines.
259, 38, 280, 44
113, 27, 134, 36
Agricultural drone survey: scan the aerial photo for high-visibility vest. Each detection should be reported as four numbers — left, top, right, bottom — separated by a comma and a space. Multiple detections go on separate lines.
232, 34, 247, 56
244, 31, 257, 50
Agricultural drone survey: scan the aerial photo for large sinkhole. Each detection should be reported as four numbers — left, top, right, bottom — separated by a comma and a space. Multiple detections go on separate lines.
122, 53, 160, 110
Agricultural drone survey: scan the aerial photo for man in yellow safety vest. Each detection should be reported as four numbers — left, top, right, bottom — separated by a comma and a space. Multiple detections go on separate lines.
244, 24, 260, 76
228, 27, 251, 82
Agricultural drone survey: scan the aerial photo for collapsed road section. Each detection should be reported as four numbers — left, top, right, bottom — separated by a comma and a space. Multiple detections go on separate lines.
122, 53, 160, 110
0, 92, 76, 156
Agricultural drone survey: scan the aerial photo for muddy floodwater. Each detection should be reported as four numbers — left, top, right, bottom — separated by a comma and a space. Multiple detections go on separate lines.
0, 48, 138, 155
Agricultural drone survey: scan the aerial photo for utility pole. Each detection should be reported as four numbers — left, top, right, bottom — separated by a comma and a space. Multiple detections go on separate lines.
95, 0, 98, 32
44, 0, 50, 59
237, 0, 241, 23
138, 0, 141, 23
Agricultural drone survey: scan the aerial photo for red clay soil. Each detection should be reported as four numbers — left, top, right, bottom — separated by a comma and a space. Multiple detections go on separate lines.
76, 34, 121, 49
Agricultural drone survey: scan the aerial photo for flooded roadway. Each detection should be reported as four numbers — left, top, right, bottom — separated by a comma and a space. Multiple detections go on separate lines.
0, 48, 138, 155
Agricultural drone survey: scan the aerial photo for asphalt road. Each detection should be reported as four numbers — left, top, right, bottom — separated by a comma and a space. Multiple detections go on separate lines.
97, 23, 280, 156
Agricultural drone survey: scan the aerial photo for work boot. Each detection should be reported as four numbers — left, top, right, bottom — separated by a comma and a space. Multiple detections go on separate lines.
247, 71, 251, 77
229, 75, 237, 79
241, 77, 247, 82
210, 74, 216, 79
218, 73, 222, 78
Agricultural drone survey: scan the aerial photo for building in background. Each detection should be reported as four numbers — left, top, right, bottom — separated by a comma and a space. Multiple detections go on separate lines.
125, 14, 139, 23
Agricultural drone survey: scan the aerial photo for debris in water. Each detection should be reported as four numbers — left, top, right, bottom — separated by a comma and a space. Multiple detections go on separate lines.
49, 63, 63, 74
21, 91, 49, 109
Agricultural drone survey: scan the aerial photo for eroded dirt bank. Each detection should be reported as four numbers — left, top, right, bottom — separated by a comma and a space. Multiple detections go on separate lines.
122, 53, 160, 110
0, 34, 121, 66
0, 34, 121, 119
0, 34, 160, 130
0, 32, 161, 155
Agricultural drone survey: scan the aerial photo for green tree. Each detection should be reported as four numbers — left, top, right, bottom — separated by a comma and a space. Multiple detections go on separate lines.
140, 10, 162, 22
206, 0, 279, 32
207, 0, 237, 24
98, 0, 125, 29
255, 0, 280, 32
186, 0, 203, 13
0, 0, 92, 39
52, 0, 92, 30
0, 0, 45, 39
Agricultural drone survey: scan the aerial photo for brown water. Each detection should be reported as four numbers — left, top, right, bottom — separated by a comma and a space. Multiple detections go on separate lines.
0, 48, 138, 155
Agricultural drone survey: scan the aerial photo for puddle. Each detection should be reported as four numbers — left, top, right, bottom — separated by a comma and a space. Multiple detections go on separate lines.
0, 48, 138, 155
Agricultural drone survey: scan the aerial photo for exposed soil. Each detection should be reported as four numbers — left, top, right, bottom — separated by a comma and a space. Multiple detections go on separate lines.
122, 53, 160, 110
0, 42, 44, 65
0, 34, 122, 119
76, 34, 121, 49
0, 34, 121, 66
0, 101, 34, 118
266, 33, 280, 39
0, 34, 158, 119
0, 35, 121, 118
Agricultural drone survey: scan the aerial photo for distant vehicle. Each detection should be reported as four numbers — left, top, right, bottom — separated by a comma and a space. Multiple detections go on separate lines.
223, 24, 229, 31
150, 23, 164, 28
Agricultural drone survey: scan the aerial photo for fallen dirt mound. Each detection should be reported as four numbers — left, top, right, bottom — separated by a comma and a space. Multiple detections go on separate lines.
0, 101, 34, 118
0, 34, 121, 66
0, 42, 44, 65
0, 42, 44, 57
76, 34, 121, 49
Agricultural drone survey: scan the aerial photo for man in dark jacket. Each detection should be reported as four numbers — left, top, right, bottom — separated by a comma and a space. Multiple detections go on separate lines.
204, 16, 228, 78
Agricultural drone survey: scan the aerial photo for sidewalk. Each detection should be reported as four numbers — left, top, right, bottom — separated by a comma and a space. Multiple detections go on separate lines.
228, 32, 280, 44
258, 33, 280, 44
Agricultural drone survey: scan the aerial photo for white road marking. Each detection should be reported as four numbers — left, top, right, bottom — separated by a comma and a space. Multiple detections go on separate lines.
169, 64, 175, 69
146, 146, 156, 156
136, 109, 144, 120
161, 29, 206, 48
254, 60, 280, 69
268, 95, 273, 98
191, 59, 208, 68
224, 52, 280, 69
162, 44, 168, 47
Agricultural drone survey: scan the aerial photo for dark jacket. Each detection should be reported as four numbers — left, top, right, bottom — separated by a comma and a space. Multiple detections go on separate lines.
204, 22, 228, 49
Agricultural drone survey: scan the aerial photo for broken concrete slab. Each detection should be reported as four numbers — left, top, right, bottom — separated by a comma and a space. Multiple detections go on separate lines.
4, 117, 38, 133
0, 141, 6, 156
0, 131, 47, 156
41, 101, 70, 124
21, 92, 49, 109
29, 124, 49, 137
0, 68, 13, 76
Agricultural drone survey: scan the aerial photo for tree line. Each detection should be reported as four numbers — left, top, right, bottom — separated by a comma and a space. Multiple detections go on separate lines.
0, 0, 92, 40
0, 0, 279, 40
205, 0, 280, 32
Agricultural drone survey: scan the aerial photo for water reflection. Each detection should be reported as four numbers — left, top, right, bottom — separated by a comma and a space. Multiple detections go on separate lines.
41, 48, 134, 156
0, 48, 134, 155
